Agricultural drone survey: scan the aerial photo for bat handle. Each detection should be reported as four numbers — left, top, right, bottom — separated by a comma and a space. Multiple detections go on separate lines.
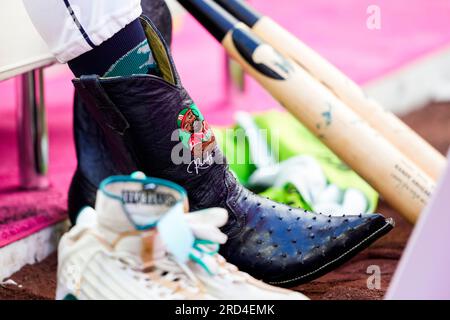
177, 0, 239, 41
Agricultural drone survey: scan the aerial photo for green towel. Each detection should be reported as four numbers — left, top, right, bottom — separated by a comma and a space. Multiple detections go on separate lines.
214, 110, 378, 212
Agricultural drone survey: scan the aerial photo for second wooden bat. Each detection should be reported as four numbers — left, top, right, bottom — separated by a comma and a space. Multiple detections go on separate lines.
177, 0, 435, 223
213, 0, 446, 181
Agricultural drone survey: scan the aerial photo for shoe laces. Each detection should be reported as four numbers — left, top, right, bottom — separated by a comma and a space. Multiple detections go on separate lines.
145, 254, 204, 294
112, 249, 201, 299
177, 214, 250, 284
189, 241, 249, 283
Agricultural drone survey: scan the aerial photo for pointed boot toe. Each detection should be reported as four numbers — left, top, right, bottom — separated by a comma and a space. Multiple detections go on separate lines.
219, 182, 394, 286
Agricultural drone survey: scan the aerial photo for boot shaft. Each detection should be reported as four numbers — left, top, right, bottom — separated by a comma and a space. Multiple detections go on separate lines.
73, 15, 231, 210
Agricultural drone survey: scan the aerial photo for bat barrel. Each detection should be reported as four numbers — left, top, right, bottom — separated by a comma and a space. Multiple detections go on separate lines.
214, 0, 261, 27
177, 0, 239, 41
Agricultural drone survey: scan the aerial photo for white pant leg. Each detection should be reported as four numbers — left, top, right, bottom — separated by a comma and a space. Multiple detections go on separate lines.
22, 0, 142, 63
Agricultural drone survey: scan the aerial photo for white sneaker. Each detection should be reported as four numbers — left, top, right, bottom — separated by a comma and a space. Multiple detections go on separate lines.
57, 173, 307, 300
56, 175, 212, 300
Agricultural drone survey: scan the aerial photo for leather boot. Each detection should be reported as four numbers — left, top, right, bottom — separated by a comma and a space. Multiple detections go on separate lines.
71, 15, 394, 286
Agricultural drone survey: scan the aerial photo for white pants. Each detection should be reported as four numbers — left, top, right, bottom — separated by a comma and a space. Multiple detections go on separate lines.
23, 0, 142, 63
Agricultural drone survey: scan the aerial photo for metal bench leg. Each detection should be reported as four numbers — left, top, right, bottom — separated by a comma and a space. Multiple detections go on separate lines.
16, 68, 49, 189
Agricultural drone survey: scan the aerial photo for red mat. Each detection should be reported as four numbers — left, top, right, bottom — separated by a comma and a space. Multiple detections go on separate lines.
0, 68, 74, 248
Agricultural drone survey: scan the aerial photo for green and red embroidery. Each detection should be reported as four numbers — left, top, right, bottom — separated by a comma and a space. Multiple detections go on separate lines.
177, 104, 216, 157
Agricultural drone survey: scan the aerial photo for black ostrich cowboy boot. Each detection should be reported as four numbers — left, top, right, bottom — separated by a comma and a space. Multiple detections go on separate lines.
68, 0, 173, 224
71, 15, 394, 286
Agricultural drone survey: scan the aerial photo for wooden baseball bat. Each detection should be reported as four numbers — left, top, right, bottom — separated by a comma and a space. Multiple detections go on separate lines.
177, 0, 435, 223
212, 0, 446, 181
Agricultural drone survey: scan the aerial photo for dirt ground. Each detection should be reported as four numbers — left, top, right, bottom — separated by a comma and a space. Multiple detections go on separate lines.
1, 102, 449, 300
